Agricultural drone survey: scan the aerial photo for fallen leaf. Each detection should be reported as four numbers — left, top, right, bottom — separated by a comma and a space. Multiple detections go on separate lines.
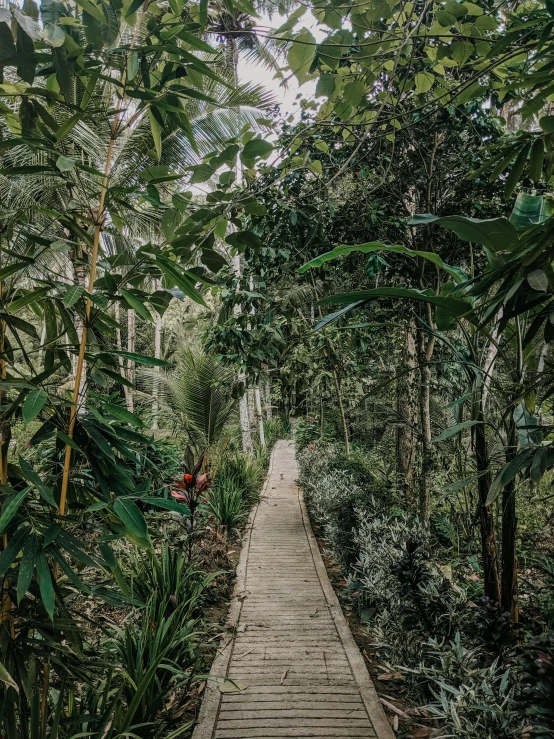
393, 714, 399, 731
378, 671, 405, 681
280, 669, 288, 684
197, 681, 206, 695
219, 680, 248, 694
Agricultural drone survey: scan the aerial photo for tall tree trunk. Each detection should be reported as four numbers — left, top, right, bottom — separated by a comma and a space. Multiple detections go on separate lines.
332, 367, 349, 457
239, 376, 253, 455
152, 295, 162, 431
396, 322, 417, 503
417, 319, 435, 525
114, 302, 131, 411
262, 370, 272, 420
473, 387, 502, 604
232, 252, 253, 455
72, 253, 88, 415
254, 385, 265, 448
127, 308, 135, 413
501, 415, 518, 620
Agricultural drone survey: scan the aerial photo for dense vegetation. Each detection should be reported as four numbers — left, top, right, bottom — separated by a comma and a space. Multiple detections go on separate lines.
2, 0, 554, 735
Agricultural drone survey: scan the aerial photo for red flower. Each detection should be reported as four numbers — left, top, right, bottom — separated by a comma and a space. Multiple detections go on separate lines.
183, 473, 194, 487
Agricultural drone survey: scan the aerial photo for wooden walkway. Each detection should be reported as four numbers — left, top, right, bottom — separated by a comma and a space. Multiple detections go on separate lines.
193, 440, 394, 739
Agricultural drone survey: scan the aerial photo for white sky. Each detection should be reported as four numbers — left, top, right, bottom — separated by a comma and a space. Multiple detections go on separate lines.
237, 12, 323, 119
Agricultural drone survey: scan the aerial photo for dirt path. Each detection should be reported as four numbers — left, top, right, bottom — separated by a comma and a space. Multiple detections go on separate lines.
193, 440, 394, 739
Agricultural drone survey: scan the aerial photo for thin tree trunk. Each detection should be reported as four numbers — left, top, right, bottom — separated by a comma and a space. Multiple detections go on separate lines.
152, 297, 162, 431
114, 302, 131, 410
72, 255, 88, 416
263, 372, 272, 419
396, 322, 417, 503
501, 415, 519, 620
232, 252, 253, 455
239, 375, 253, 455
417, 320, 435, 524
332, 368, 349, 457
127, 308, 135, 413
474, 388, 502, 604
254, 385, 265, 448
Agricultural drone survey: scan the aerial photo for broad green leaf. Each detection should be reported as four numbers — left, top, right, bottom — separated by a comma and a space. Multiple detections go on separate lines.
112, 351, 170, 367
146, 497, 191, 516
313, 301, 367, 330
320, 287, 472, 319
241, 138, 273, 164
56, 154, 75, 171
0, 525, 28, 577
37, 553, 55, 620
309, 159, 323, 175
300, 241, 466, 283
409, 214, 518, 251
415, 71, 434, 94
287, 28, 316, 84
63, 285, 84, 308
486, 449, 533, 506
155, 257, 207, 306
540, 115, 554, 134
127, 51, 139, 81
120, 288, 153, 322
0, 262, 28, 281
17, 534, 37, 604
0, 662, 18, 694
0, 487, 31, 534
104, 403, 143, 427
114, 498, 150, 548
23, 388, 47, 425
432, 420, 479, 442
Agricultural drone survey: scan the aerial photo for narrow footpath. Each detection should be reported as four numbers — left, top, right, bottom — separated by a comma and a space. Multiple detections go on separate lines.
194, 440, 394, 739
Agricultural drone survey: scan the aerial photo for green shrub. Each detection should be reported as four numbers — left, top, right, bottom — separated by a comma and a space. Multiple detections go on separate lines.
205, 478, 245, 538
216, 451, 263, 504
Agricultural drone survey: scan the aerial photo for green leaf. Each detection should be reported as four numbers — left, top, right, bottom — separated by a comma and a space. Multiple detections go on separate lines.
313, 301, 366, 330
155, 257, 206, 306
56, 154, 75, 172
0, 525, 28, 578
415, 71, 434, 94
146, 497, 191, 516
486, 449, 533, 506
111, 351, 170, 367
63, 285, 84, 308
320, 287, 472, 319
120, 288, 153, 322
0, 487, 31, 535
114, 498, 150, 548
127, 51, 139, 81
104, 403, 143, 427
241, 138, 273, 165
23, 388, 47, 426
0, 662, 18, 694
539, 115, 554, 134
148, 108, 162, 160
431, 420, 479, 442
17, 534, 37, 604
309, 159, 322, 175
37, 553, 55, 620
300, 241, 466, 283
56, 430, 83, 453
504, 143, 531, 199
0, 262, 28, 281
287, 28, 316, 83
409, 214, 518, 252
529, 138, 545, 182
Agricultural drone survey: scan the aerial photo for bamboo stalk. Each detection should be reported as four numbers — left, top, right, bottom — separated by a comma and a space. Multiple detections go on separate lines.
58, 5, 145, 515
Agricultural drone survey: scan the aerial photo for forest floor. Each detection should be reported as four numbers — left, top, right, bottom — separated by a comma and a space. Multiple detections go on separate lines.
193, 440, 393, 739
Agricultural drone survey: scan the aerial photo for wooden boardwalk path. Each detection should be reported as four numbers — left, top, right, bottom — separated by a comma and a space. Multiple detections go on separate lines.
193, 440, 394, 739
